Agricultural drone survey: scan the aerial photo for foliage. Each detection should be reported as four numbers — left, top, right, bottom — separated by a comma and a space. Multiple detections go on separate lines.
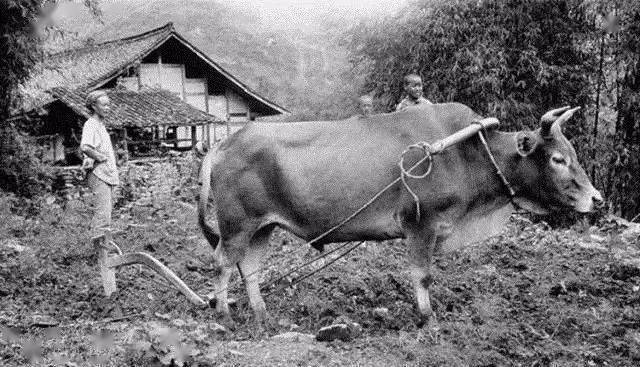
345, 0, 594, 127
0, 125, 51, 198
345, 0, 640, 219
0, 0, 98, 198
0, 0, 43, 120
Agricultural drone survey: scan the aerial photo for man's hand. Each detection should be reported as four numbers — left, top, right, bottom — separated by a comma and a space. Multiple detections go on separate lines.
81, 144, 107, 163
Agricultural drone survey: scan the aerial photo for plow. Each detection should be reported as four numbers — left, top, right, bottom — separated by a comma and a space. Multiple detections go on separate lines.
93, 232, 207, 307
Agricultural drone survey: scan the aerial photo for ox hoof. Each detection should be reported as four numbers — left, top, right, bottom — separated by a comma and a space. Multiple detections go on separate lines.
214, 313, 237, 331
417, 314, 440, 344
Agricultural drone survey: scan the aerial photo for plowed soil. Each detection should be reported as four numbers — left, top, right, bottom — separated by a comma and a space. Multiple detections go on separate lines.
1, 193, 640, 366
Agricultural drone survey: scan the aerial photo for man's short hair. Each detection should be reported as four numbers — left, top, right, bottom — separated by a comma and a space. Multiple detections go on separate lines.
403, 74, 422, 85
85, 90, 108, 113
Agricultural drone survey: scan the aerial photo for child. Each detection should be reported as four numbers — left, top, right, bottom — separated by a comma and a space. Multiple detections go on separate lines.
358, 95, 374, 117
395, 74, 432, 111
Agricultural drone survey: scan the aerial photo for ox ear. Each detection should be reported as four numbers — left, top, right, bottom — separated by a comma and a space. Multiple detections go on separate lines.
515, 131, 539, 157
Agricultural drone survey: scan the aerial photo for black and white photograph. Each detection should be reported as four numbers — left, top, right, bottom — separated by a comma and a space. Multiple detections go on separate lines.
1, 0, 639, 365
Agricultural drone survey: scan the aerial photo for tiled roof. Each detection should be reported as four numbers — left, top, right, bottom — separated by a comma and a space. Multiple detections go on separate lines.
51, 87, 223, 128
20, 23, 174, 111
18, 22, 288, 115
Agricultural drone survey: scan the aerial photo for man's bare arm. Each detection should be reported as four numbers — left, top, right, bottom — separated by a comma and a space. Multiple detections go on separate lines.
81, 144, 107, 163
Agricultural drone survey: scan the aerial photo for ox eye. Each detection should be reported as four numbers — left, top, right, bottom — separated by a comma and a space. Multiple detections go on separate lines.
551, 154, 567, 165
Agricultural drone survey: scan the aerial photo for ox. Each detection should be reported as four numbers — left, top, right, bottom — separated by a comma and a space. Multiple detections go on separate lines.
197, 103, 602, 323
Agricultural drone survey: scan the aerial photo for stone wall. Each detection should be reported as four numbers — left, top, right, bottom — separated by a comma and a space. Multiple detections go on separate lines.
53, 152, 202, 208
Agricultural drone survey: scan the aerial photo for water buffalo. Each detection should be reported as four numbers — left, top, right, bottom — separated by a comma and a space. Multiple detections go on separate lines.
197, 103, 602, 323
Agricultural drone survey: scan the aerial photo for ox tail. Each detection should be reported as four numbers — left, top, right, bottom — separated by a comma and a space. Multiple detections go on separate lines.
198, 149, 221, 250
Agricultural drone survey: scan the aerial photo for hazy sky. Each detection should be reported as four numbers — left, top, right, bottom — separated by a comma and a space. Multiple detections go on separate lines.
232, 0, 407, 14
51, 0, 409, 35
230, 0, 408, 29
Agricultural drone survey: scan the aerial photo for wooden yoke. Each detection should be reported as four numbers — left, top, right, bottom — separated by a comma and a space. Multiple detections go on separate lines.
93, 232, 207, 307
429, 117, 500, 154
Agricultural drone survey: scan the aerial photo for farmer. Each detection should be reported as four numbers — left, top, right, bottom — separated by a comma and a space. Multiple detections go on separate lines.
80, 90, 119, 241
395, 73, 432, 111
358, 95, 374, 117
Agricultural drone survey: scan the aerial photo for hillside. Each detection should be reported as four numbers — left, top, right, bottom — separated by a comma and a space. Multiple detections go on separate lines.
48, 0, 368, 119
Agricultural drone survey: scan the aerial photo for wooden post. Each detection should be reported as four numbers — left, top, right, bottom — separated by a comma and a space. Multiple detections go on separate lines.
94, 232, 117, 297
122, 128, 129, 163
206, 123, 211, 147
191, 125, 197, 147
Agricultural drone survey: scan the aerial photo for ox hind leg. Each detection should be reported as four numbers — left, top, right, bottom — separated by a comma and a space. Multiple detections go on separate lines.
236, 225, 274, 322
209, 239, 235, 316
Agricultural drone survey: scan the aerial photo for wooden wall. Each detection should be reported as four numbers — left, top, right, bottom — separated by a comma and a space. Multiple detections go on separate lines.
132, 38, 256, 146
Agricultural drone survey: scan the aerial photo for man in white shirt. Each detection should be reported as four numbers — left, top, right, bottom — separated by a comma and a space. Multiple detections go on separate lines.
80, 90, 119, 237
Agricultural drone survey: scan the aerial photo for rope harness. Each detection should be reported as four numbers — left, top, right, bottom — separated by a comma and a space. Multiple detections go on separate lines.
399, 118, 517, 222
205, 117, 516, 304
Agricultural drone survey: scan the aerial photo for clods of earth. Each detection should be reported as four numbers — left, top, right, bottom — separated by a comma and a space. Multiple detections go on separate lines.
1, 191, 640, 366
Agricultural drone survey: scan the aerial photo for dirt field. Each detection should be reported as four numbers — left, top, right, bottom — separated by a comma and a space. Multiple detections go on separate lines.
1, 189, 640, 366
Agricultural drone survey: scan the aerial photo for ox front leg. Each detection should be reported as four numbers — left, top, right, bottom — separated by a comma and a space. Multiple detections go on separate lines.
407, 231, 439, 327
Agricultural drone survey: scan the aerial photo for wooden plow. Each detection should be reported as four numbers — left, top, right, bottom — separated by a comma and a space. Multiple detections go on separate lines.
93, 232, 207, 307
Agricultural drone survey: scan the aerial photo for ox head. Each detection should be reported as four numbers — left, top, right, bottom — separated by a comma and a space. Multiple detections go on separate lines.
511, 106, 603, 214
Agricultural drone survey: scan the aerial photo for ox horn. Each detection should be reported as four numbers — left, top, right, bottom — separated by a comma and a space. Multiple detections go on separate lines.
540, 106, 579, 137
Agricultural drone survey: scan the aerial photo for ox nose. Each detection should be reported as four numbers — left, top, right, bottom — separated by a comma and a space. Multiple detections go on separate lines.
592, 190, 604, 208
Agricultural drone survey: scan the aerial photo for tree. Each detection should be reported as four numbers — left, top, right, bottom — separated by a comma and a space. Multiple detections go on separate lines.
0, 0, 99, 197
346, 0, 595, 127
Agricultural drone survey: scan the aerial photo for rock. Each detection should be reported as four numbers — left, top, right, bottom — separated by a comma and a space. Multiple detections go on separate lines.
210, 322, 227, 335
1, 239, 26, 253
622, 225, 640, 244
154, 312, 171, 320
549, 281, 568, 296
372, 307, 389, 320
626, 331, 640, 361
610, 263, 640, 281
277, 318, 293, 328
30, 314, 59, 328
271, 332, 315, 342
316, 322, 362, 342
171, 319, 186, 328
475, 264, 497, 276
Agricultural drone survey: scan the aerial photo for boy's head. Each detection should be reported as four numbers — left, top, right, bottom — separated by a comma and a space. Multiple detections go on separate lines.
403, 74, 423, 100
358, 95, 373, 116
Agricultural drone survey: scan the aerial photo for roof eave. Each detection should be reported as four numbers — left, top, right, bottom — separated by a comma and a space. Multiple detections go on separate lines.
168, 32, 290, 115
